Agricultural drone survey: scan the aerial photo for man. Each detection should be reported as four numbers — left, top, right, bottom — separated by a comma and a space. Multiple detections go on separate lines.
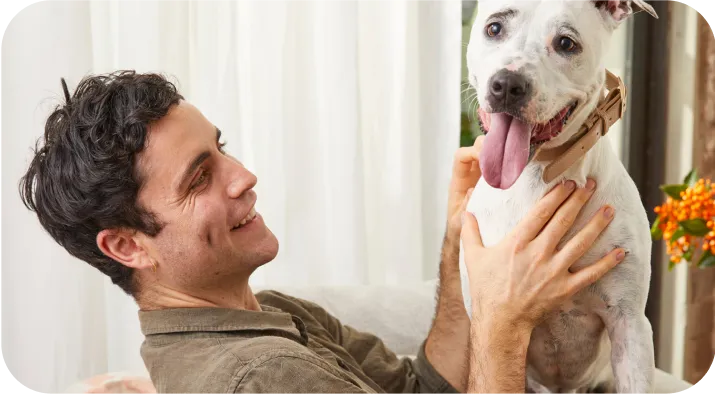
20, 71, 622, 393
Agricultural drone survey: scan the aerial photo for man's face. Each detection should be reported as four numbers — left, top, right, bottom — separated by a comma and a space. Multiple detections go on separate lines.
135, 101, 278, 292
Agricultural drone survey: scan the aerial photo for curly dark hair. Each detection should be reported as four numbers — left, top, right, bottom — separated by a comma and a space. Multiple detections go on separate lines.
19, 70, 184, 296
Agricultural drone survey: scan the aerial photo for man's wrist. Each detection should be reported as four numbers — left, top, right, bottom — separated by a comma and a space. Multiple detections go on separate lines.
471, 313, 533, 350
441, 226, 460, 259
467, 316, 532, 393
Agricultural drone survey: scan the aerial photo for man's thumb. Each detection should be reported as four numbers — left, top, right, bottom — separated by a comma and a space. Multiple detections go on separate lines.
461, 211, 483, 247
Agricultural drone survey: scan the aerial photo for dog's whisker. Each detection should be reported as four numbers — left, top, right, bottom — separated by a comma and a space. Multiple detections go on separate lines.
470, 96, 480, 123
468, 96, 479, 122
462, 92, 477, 106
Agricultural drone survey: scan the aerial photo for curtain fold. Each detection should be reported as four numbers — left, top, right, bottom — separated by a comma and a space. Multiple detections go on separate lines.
2, 1, 461, 391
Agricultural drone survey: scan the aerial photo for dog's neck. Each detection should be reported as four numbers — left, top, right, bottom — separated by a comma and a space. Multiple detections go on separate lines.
532, 69, 626, 183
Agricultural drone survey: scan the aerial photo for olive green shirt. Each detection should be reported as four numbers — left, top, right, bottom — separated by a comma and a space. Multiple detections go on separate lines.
139, 290, 457, 393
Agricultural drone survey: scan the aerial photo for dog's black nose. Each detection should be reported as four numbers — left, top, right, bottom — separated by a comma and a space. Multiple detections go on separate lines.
487, 70, 531, 111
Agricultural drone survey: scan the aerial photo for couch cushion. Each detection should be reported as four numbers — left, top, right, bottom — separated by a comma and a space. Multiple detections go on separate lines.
64, 372, 155, 393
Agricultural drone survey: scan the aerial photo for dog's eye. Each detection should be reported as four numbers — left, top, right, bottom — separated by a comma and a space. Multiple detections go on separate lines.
558, 37, 577, 52
485, 22, 502, 38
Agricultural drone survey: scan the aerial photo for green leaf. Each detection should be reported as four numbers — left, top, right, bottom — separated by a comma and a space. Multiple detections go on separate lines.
680, 219, 710, 236
684, 247, 694, 262
683, 169, 699, 186
659, 184, 688, 200
668, 259, 676, 271
698, 250, 715, 268
670, 226, 685, 246
650, 217, 663, 240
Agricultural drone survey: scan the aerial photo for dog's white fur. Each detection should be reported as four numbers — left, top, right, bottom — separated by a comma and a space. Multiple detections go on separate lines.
460, 1, 657, 392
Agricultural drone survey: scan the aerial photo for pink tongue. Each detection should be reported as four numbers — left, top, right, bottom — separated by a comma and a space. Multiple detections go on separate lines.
479, 113, 531, 189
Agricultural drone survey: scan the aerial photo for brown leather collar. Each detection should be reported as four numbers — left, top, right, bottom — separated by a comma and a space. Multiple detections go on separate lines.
533, 69, 627, 183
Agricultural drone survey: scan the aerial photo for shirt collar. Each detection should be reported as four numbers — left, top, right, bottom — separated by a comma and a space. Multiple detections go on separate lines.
138, 305, 308, 345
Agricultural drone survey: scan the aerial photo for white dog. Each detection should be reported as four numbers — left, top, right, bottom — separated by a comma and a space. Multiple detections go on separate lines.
460, 1, 659, 392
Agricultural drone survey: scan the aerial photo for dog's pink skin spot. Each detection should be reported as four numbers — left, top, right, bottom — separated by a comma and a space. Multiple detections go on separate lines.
505, 59, 526, 72
607, 0, 630, 21
612, 8, 629, 21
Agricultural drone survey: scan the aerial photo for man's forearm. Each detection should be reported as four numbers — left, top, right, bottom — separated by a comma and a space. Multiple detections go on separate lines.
425, 228, 471, 391
468, 318, 531, 393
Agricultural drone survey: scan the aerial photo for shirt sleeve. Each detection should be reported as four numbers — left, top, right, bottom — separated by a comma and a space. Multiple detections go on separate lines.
296, 296, 458, 393
338, 323, 458, 393
233, 352, 370, 393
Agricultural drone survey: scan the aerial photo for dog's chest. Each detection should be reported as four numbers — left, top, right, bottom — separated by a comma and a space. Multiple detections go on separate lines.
466, 165, 558, 246
526, 296, 611, 389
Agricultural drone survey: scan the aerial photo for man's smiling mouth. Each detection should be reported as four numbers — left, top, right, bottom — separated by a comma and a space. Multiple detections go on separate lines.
231, 207, 257, 231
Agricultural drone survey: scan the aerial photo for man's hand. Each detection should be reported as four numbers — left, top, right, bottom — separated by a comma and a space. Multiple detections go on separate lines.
446, 136, 484, 240
461, 179, 624, 393
462, 179, 623, 328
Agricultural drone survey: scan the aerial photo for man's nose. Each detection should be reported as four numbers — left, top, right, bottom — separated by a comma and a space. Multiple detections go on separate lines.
487, 69, 531, 111
227, 164, 257, 199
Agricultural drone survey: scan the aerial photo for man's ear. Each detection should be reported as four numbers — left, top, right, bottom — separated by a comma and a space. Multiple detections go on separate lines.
96, 228, 155, 271
594, 0, 659, 25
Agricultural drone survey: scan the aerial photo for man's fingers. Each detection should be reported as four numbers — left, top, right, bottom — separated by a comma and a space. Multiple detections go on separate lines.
460, 188, 475, 213
453, 137, 484, 177
460, 211, 484, 248
453, 146, 481, 179
555, 205, 615, 269
474, 134, 484, 152
511, 181, 576, 242
536, 179, 596, 251
565, 248, 625, 295
449, 188, 475, 233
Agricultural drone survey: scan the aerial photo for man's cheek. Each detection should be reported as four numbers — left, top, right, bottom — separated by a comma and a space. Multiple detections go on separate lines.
192, 201, 224, 245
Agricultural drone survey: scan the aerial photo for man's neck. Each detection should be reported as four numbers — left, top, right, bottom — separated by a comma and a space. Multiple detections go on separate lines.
137, 277, 261, 312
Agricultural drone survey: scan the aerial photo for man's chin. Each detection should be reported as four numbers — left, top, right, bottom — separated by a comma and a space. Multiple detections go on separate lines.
248, 230, 280, 269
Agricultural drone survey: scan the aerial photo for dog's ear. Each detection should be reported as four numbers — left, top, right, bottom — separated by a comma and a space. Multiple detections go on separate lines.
593, 0, 658, 25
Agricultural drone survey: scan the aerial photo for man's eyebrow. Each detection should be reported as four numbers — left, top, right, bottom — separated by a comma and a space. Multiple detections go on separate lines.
488, 8, 518, 21
175, 128, 222, 191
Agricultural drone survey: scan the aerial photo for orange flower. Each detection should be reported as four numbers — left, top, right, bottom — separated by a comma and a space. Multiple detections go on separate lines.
655, 177, 715, 263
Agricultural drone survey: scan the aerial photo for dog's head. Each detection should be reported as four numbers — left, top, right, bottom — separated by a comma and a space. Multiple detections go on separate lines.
466, 0, 657, 189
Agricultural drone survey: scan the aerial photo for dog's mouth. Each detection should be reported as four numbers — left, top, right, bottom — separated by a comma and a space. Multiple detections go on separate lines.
530, 101, 579, 146
478, 101, 578, 146
476, 101, 578, 190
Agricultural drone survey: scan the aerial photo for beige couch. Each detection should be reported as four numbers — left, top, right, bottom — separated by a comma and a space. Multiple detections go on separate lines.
66, 280, 693, 393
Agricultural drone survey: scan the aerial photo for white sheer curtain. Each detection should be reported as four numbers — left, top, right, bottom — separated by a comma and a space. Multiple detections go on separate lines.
2, 0, 461, 392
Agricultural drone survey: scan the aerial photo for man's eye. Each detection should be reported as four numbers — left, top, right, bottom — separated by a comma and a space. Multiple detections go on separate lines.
191, 170, 209, 189
218, 141, 227, 154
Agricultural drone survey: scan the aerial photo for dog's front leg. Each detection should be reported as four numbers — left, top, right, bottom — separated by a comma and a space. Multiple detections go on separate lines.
599, 304, 655, 393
